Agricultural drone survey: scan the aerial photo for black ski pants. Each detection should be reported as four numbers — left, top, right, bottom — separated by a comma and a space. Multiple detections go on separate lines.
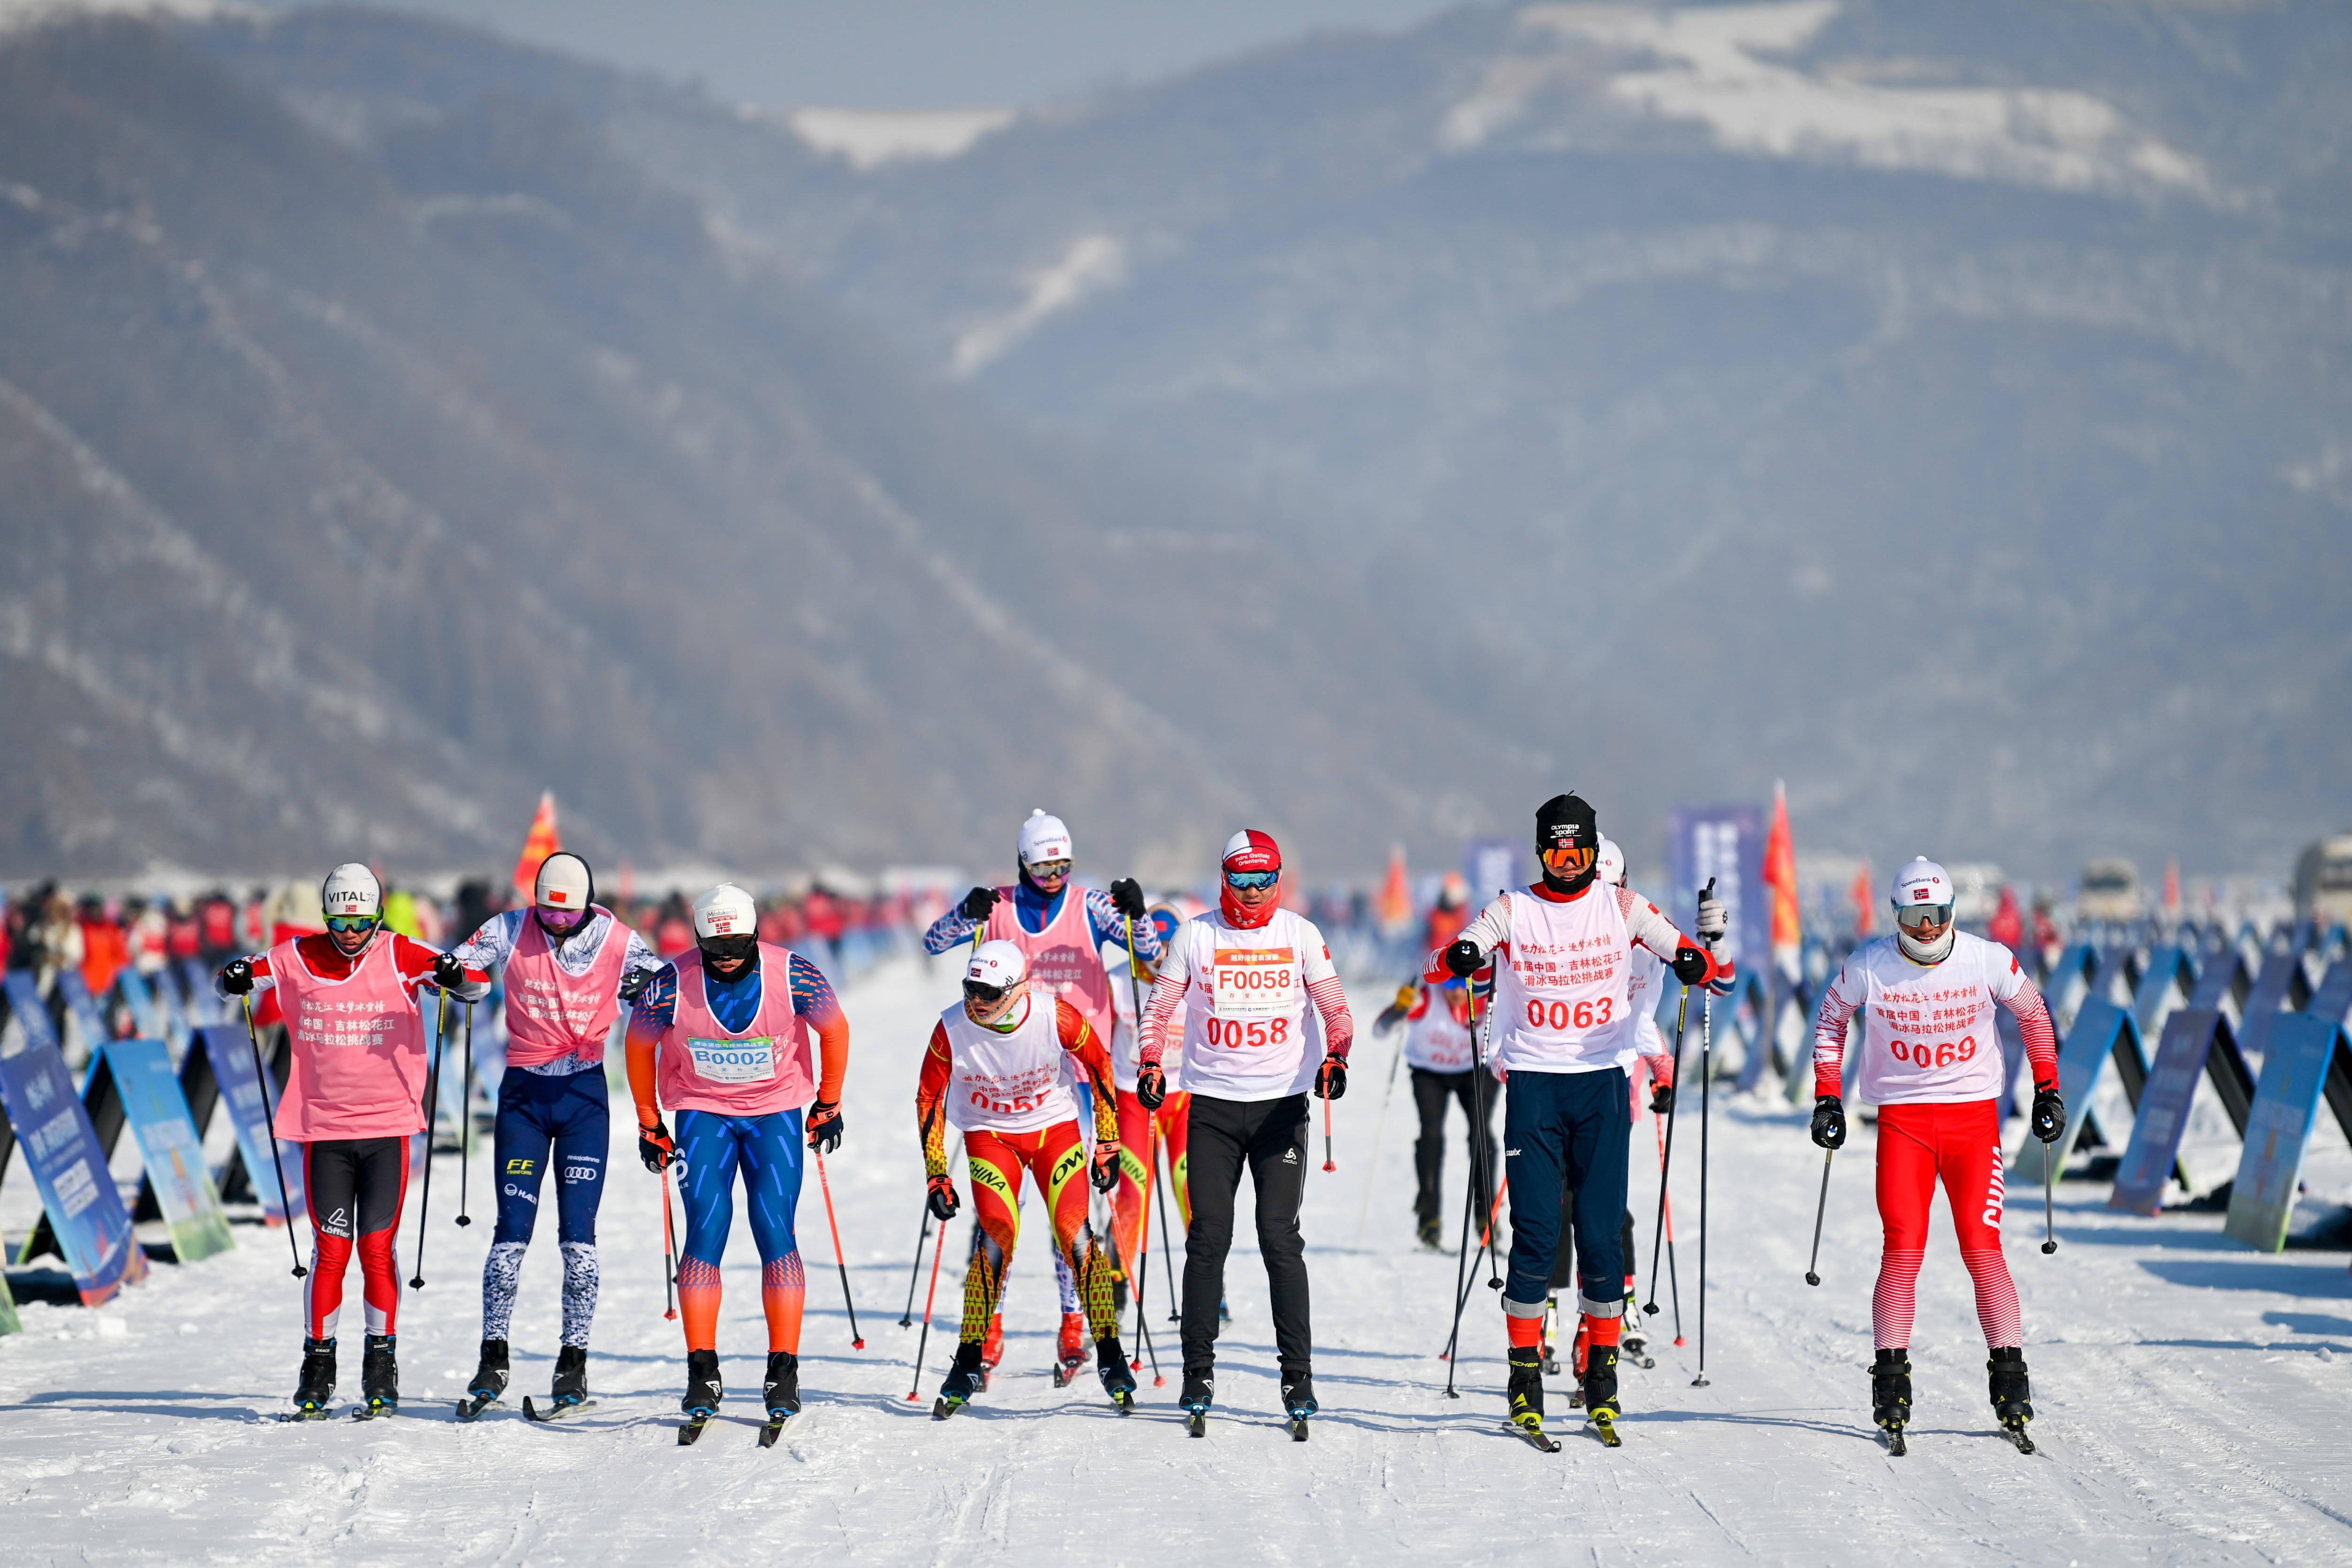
1411, 1066, 1498, 1225
1181, 1091, 1310, 1376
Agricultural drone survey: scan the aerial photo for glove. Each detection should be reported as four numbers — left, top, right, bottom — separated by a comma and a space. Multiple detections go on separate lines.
927, 1174, 960, 1221
806, 1099, 844, 1154
1695, 890, 1729, 942
1671, 944, 1712, 986
1108, 877, 1146, 919
1810, 1094, 1846, 1151
618, 967, 652, 1004
1136, 1061, 1167, 1111
638, 1119, 676, 1173
432, 951, 466, 990
1649, 1081, 1674, 1116
1314, 1055, 1348, 1100
218, 958, 254, 996
1091, 1140, 1121, 1193
2030, 1087, 2066, 1145
1444, 939, 1482, 978
958, 886, 1000, 922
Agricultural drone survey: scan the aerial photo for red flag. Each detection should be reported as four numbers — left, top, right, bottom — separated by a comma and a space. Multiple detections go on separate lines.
2163, 859, 2181, 914
1762, 780, 1801, 969
1374, 844, 1412, 933
512, 792, 562, 905
1850, 861, 1875, 938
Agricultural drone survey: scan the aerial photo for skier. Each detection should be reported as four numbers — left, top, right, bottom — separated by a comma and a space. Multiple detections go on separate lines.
1105, 903, 1191, 1301
216, 863, 482, 1418
916, 939, 1131, 1416
627, 884, 850, 1440
1438, 795, 1731, 1446
1137, 830, 1354, 1438
1808, 856, 2064, 1453
1371, 962, 1495, 1251
922, 809, 1157, 1381
445, 851, 663, 1419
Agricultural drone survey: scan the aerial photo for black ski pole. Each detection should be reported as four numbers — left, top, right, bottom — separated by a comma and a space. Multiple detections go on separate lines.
241, 997, 307, 1277
1153, 1145, 1182, 1323
1441, 967, 1499, 1390
455, 999, 475, 1227
1643, 985, 1691, 1316
408, 990, 447, 1290
1803, 1148, 1833, 1285
2041, 1137, 2059, 1255
1692, 970, 1712, 1388
1440, 1140, 1479, 1392
902, 1102, 942, 1326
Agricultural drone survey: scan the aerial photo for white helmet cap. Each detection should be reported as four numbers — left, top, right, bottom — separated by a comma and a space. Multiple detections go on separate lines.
535, 851, 592, 912
321, 863, 382, 920
692, 884, 758, 939
1890, 857, 1954, 919
1596, 837, 1626, 887
1019, 809, 1072, 868
965, 938, 1027, 991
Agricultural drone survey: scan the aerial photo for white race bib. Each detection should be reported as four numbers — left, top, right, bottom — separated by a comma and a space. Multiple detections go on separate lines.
1211, 947, 1298, 1021
685, 1035, 776, 1084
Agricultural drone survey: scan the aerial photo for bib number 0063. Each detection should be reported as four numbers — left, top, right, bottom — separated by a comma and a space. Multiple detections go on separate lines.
1526, 997, 1612, 1031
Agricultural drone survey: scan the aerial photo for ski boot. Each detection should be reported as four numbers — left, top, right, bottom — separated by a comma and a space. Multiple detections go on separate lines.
1567, 1318, 1591, 1406
678, 1349, 723, 1445
526, 1344, 594, 1422
1416, 1215, 1443, 1252
1987, 1347, 2035, 1453
1507, 1346, 1559, 1451
1540, 1297, 1561, 1376
457, 1338, 507, 1420
288, 1337, 336, 1420
1178, 1366, 1214, 1437
1872, 1348, 1912, 1455
1583, 1342, 1622, 1446
978, 1312, 1004, 1392
354, 1334, 398, 1419
1280, 1369, 1317, 1442
1052, 1311, 1087, 1387
1621, 1290, 1653, 1368
935, 1341, 985, 1420
1097, 1336, 1137, 1410
758, 1351, 799, 1446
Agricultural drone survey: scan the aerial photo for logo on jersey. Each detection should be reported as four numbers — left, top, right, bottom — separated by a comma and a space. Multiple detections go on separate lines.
506, 1157, 537, 1175
1982, 1149, 2006, 1229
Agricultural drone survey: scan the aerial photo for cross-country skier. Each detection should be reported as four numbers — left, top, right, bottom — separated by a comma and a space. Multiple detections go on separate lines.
916, 939, 1131, 1416
444, 852, 662, 1419
1808, 856, 2064, 1453
922, 809, 1158, 1382
1104, 904, 1191, 1299
1137, 830, 1354, 1438
216, 863, 483, 1418
627, 884, 850, 1439
1439, 795, 1731, 1446
1371, 963, 1495, 1251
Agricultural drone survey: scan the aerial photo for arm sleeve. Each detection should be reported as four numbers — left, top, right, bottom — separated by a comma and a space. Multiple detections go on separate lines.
924, 907, 981, 956
1138, 930, 1196, 1068
1451, 894, 1514, 961
623, 963, 678, 1129
444, 912, 513, 1003
1619, 888, 1734, 992
1300, 934, 1353, 1058
788, 952, 850, 1105
1088, 890, 1163, 961
1812, 965, 1863, 1099
1057, 999, 1120, 1145
619, 925, 665, 988
1991, 960, 2060, 1094
391, 934, 488, 997
915, 1022, 954, 1178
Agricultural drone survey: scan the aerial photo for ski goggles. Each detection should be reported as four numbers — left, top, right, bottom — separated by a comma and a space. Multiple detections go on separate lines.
1539, 843, 1596, 876
323, 914, 380, 935
1223, 869, 1280, 892
1022, 859, 1073, 882
697, 933, 757, 965
1895, 902, 1954, 933
962, 977, 1014, 1006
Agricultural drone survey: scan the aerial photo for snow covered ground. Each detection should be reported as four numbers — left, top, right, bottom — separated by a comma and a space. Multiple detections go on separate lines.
3, 956, 2348, 1564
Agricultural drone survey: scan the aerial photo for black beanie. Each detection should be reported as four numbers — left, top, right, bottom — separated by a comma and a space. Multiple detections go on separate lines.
1535, 793, 1600, 893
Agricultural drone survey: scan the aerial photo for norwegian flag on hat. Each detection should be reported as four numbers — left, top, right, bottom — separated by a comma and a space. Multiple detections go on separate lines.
1222, 829, 1282, 874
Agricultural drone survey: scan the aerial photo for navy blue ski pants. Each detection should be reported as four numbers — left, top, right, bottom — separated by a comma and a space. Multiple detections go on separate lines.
1501, 1067, 1630, 1314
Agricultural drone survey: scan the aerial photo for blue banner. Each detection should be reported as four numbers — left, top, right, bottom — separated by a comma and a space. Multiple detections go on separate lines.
54, 971, 111, 1061
1668, 804, 1766, 977
2225, 1014, 2352, 1252
1464, 838, 1518, 902
197, 1024, 304, 1225
2010, 996, 2142, 1180
2107, 1008, 2231, 1215
178, 959, 227, 1029
0, 974, 146, 1303
105, 1040, 235, 1262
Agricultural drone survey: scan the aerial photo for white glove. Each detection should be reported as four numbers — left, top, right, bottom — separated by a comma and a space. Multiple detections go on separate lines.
1695, 892, 1729, 943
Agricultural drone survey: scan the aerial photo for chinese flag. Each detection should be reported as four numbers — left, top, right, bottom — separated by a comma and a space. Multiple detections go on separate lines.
1762, 780, 1801, 970
512, 792, 562, 904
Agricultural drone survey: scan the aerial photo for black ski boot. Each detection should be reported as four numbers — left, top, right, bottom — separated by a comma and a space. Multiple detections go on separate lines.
357, 1334, 398, 1418
1507, 1345, 1558, 1450
677, 1348, 723, 1444
1988, 1347, 2035, 1452
1583, 1343, 1622, 1445
754, 1349, 799, 1445
290, 1337, 336, 1419
457, 1339, 507, 1420
1872, 1348, 1912, 1454
1280, 1369, 1317, 1442
1179, 1366, 1214, 1437
934, 1341, 984, 1419
1097, 1336, 1137, 1409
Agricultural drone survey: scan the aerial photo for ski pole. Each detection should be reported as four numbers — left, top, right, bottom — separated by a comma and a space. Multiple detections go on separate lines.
907, 1201, 951, 1400
1351, 1037, 1404, 1246
660, 1164, 680, 1322
454, 999, 475, 1228
1130, 1114, 1154, 1370
1467, 977, 1502, 1290
901, 1103, 943, 1326
2041, 1138, 2059, 1255
815, 1149, 864, 1348
1439, 1139, 1478, 1386
407, 989, 447, 1290
1643, 985, 1691, 1318
1322, 1091, 1337, 1174
241, 996, 307, 1278
1803, 1148, 1833, 1286
1153, 1138, 1182, 1322
1693, 976, 1712, 1388
1442, 966, 1500, 1385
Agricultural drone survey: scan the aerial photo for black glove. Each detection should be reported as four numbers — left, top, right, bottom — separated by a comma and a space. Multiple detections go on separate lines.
806, 1099, 843, 1154
1649, 1081, 1674, 1116
618, 967, 652, 1003
1314, 1056, 1348, 1100
1091, 1141, 1121, 1193
1108, 877, 1146, 919
1136, 1061, 1167, 1111
432, 951, 465, 990
2030, 1087, 2066, 1145
219, 958, 254, 996
639, 1120, 676, 1173
1444, 939, 1482, 978
1810, 1094, 1846, 1151
1671, 944, 1711, 986
927, 1174, 960, 1221
959, 886, 1000, 922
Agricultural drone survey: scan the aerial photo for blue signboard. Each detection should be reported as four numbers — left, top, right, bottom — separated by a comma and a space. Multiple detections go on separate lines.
55, 970, 112, 1060
1464, 838, 1518, 902
104, 1040, 235, 1262
0, 974, 146, 1303
2010, 996, 2143, 1181
1668, 805, 1766, 980
2224, 1014, 2352, 1252
198, 1024, 304, 1225
2107, 1009, 2235, 1215
179, 959, 227, 1029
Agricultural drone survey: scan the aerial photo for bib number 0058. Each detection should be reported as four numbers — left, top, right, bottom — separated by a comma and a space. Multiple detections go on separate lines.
1205, 1016, 1291, 1049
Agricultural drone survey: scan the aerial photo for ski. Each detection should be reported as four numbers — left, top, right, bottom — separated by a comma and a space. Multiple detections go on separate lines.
1509, 1414, 1562, 1453
1588, 1412, 1622, 1448
1050, 1361, 1079, 1390
1883, 1427, 1908, 1457
1622, 1345, 1656, 1371
932, 1396, 966, 1421
454, 1391, 500, 1422
2000, 1422, 2036, 1455
757, 1416, 791, 1448
1108, 1388, 1136, 1414
350, 1402, 396, 1422
522, 1397, 598, 1423
677, 1414, 712, 1446
1186, 1409, 1208, 1438
1288, 1416, 1309, 1443
276, 1409, 333, 1423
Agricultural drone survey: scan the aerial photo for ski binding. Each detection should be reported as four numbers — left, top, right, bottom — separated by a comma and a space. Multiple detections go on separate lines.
1511, 1414, 1562, 1453
455, 1391, 500, 1422
523, 1396, 597, 1422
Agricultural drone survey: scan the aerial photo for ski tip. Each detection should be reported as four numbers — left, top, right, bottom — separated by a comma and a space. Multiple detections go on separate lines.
758, 1421, 787, 1448
1186, 1411, 1208, 1438
1291, 1420, 1309, 1442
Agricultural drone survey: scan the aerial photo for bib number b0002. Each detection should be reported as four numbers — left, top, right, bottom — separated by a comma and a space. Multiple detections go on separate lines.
685, 1035, 776, 1084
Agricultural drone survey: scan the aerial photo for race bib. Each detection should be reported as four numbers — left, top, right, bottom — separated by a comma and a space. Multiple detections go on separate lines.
1211, 947, 1298, 1021
685, 1035, 776, 1084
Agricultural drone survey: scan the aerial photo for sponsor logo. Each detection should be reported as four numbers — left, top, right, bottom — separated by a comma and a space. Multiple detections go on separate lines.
563, 1164, 598, 1183
1281, 1147, 1299, 1165
506, 1158, 536, 1175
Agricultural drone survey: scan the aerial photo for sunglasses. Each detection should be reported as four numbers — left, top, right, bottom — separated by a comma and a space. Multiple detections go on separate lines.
323, 914, 378, 934
963, 978, 1012, 1005
1539, 844, 1594, 870
1896, 904, 1953, 931
1224, 869, 1279, 891
1025, 860, 1073, 880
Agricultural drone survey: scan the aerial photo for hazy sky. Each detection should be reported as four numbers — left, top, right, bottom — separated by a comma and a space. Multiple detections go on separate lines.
259, 0, 1478, 107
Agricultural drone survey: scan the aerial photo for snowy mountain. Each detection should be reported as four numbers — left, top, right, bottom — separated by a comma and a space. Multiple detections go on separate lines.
180, 0, 2352, 880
